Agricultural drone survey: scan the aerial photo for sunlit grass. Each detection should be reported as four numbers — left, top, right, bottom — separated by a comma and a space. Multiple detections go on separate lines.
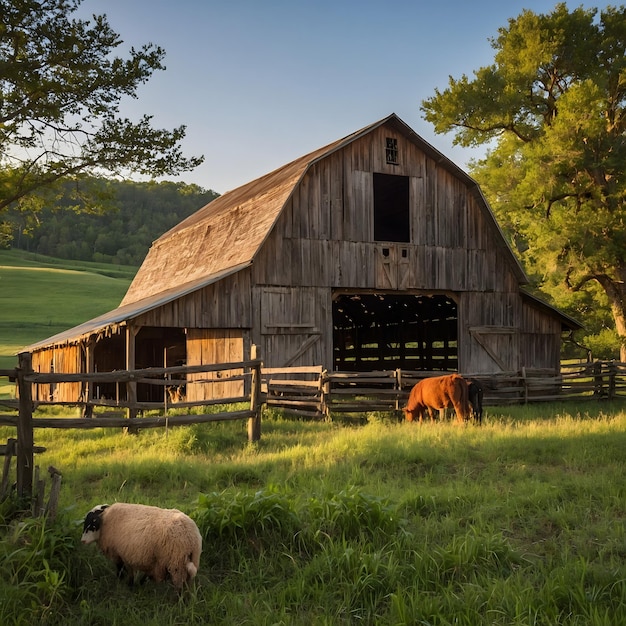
0, 250, 135, 370
2, 404, 626, 624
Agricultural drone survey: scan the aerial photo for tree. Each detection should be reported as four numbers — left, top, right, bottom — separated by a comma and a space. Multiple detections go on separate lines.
0, 0, 203, 213
421, 3, 626, 359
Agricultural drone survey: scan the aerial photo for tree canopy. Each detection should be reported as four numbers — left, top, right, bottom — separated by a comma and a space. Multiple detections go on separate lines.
421, 3, 626, 359
0, 0, 203, 213
5, 178, 219, 266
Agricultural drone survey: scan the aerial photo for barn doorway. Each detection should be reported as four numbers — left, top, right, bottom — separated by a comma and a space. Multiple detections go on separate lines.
332, 293, 458, 371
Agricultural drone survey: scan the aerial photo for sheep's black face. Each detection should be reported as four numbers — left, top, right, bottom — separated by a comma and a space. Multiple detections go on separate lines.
81, 504, 108, 544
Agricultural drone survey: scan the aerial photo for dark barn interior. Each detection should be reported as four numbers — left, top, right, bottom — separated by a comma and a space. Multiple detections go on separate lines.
332, 293, 458, 371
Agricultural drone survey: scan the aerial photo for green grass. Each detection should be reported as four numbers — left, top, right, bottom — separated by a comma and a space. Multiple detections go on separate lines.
1, 403, 626, 624
0, 250, 136, 370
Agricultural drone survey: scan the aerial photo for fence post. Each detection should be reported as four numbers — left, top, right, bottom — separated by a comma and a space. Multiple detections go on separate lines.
592, 362, 603, 398
16, 352, 34, 499
608, 361, 616, 400
248, 359, 261, 442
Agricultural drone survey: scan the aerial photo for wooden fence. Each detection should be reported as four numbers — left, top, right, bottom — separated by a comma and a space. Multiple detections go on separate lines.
264, 361, 626, 416
2, 358, 626, 500
0, 353, 263, 499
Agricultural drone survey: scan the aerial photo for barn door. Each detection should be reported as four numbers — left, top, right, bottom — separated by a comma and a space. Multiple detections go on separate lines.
376, 245, 412, 290
261, 288, 321, 366
469, 326, 520, 372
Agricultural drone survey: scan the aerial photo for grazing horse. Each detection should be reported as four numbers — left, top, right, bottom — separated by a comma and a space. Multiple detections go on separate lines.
466, 379, 484, 424
404, 374, 471, 424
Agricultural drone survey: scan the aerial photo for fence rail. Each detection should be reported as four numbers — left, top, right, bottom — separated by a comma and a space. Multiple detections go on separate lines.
2, 358, 626, 499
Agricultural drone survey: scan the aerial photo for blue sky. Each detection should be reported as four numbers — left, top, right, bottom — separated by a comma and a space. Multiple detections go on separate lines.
81, 0, 606, 194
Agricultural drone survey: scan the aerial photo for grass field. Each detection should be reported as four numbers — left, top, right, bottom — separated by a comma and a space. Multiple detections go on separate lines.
0, 250, 136, 370
1, 402, 626, 625
2, 252, 626, 624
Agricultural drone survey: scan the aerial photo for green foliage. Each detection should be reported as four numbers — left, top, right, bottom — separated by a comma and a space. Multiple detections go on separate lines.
421, 3, 626, 357
0, 512, 77, 625
2, 408, 626, 623
0, 0, 203, 214
4, 178, 219, 265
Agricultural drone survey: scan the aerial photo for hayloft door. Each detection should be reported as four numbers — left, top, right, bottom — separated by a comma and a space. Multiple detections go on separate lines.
376, 245, 412, 290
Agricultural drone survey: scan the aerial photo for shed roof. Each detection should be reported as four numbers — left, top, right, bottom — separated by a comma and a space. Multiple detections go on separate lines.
20, 262, 250, 353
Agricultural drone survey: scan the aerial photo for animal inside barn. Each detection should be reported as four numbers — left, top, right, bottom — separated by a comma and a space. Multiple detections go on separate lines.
22, 113, 580, 403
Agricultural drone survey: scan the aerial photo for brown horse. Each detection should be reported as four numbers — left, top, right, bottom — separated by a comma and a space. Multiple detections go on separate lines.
404, 374, 471, 424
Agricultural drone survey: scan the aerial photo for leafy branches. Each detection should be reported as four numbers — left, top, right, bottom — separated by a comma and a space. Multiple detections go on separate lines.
0, 0, 203, 212
421, 3, 626, 357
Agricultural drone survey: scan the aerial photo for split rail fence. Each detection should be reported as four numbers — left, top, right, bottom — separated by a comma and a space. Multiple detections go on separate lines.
1, 358, 625, 500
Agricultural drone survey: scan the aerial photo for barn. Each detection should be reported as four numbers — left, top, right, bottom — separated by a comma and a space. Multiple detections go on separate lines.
22, 113, 581, 402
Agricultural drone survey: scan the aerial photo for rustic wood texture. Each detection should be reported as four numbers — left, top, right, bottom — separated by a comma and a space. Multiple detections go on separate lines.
25, 113, 581, 391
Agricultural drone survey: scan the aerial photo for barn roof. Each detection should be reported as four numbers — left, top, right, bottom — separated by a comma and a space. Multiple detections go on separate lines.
121, 112, 528, 306
23, 113, 579, 356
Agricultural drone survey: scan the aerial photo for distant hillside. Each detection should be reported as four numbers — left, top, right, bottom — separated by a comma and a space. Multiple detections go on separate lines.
0, 250, 137, 370
5, 178, 219, 266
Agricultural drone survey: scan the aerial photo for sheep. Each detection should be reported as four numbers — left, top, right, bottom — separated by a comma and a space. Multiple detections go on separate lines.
81, 502, 202, 591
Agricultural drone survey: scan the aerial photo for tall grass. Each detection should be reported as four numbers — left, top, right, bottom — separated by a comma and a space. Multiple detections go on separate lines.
1, 403, 626, 624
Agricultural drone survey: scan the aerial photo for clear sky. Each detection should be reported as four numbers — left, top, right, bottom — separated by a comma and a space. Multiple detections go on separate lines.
80, 0, 606, 195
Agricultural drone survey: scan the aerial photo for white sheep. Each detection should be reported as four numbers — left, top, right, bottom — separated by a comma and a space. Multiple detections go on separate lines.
81, 502, 202, 591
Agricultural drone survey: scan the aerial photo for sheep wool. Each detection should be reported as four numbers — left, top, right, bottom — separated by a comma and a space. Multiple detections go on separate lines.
82, 502, 202, 590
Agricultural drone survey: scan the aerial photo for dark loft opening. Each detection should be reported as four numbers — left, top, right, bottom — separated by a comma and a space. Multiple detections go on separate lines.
373, 172, 410, 242
333, 293, 458, 371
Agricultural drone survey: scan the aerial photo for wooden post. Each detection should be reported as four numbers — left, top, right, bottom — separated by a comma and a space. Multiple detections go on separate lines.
16, 352, 34, 499
46, 466, 62, 520
593, 362, 603, 398
247, 345, 261, 442
1, 438, 16, 499
82, 339, 95, 418
608, 361, 616, 400
125, 326, 139, 434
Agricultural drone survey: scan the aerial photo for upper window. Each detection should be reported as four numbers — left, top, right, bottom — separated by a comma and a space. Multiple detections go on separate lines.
385, 137, 398, 165
373, 173, 410, 243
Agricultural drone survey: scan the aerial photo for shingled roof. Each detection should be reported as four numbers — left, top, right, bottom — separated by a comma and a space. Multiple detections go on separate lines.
121, 112, 525, 305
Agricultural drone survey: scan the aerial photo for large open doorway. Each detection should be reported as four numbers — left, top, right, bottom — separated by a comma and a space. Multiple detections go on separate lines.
332, 293, 458, 371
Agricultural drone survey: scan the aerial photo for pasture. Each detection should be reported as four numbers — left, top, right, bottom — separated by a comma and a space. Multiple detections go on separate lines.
1, 402, 626, 625
0, 250, 135, 370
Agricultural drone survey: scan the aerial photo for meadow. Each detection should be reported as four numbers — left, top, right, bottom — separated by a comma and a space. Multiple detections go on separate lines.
1, 402, 625, 625
2, 252, 626, 624
0, 249, 135, 370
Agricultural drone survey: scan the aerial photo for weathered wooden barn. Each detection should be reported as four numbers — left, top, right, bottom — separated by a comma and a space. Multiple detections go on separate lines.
22, 113, 580, 402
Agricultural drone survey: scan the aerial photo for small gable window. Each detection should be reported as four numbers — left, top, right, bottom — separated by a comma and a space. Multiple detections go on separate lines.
385, 137, 398, 165
373, 173, 410, 243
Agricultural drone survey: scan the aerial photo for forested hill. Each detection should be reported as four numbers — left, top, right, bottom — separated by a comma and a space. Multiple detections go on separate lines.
5, 179, 220, 266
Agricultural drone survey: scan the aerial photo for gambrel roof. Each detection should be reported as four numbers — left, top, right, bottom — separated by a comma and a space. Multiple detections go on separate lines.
121, 113, 528, 306
22, 113, 581, 355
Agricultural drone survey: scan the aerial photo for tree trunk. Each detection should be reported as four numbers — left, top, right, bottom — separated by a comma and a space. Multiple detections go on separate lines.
597, 275, 626, 362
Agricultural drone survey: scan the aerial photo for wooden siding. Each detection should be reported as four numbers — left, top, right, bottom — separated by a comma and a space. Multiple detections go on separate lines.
133, 270, 252, 329
31, 345, 82, 402
251, 286, 331, 368
186, 329, 245, 400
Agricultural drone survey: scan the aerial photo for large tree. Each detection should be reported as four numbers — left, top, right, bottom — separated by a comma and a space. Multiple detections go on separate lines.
0, 0, 203, 213
421, 3, 626, 359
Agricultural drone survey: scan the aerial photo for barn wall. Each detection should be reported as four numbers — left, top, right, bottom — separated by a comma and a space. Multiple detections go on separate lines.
134, 269, 252, 329
250, 286, 331, 368
252, 122, 546, 372
186, 328, 247, 400
31, 344, 83, 402
520, 301, 563, 371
